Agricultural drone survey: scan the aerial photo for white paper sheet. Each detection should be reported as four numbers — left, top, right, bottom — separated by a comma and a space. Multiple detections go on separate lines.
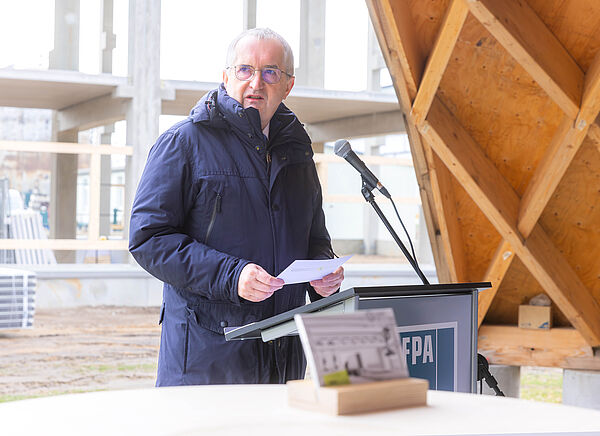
277, 255, 352, 285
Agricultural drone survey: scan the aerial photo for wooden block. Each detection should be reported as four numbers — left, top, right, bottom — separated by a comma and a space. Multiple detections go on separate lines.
287, 378, 428, 415
518, 305, 552, 330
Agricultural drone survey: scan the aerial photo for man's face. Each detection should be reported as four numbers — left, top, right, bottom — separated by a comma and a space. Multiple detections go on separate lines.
223, 36, 294, 129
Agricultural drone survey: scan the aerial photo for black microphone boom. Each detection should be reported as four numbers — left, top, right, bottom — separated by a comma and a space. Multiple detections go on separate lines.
333, 138, 429, 285
334, 139, 391, 198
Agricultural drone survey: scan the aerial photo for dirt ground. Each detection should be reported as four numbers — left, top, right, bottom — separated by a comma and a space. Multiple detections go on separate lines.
0, 306, 562, 403
0, 306, 161, 401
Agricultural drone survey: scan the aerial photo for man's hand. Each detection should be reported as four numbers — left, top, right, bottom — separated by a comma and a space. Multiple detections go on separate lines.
310, 266, 344, 297
238, 263, 284, 302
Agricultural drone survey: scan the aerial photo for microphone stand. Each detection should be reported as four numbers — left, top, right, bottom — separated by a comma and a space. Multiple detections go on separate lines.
477, 353, 505, 396
360, 177, 430, 286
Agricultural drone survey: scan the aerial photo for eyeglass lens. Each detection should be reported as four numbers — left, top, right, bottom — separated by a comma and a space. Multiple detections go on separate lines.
236, 65, 282, 84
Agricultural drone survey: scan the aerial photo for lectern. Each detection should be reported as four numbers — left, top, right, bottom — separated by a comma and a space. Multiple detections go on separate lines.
225, 282, 490, 393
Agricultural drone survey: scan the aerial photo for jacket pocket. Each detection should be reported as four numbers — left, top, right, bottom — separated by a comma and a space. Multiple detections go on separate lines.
186, 300, 264, 335
204, 191, 222, 244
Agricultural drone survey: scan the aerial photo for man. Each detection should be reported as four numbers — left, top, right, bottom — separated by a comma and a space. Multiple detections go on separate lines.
129, 28, 344, 386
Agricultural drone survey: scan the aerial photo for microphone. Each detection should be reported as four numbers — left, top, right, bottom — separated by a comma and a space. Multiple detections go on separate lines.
334, 139, 391, 198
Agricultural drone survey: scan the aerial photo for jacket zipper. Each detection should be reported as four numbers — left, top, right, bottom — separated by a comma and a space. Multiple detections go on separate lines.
266, 151, 278, 276
204, 193, 222, 244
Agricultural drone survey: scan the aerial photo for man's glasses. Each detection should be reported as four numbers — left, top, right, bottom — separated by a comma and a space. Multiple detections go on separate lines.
228, 65, 293, 85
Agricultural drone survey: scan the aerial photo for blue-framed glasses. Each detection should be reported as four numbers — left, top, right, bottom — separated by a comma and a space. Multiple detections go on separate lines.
228, 64, 293, 84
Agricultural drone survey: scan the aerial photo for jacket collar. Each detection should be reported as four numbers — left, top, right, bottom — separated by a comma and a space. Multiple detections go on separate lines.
189, 84, 311, 149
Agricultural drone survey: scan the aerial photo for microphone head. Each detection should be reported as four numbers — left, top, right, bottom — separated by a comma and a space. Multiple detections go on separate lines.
334, 139, 351, 158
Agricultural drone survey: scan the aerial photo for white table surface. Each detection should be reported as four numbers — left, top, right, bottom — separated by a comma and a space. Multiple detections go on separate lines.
1, 385, 599, 436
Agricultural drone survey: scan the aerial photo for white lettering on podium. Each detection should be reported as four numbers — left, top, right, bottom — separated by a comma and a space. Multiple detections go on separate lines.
423, 334, 434, 364
402, 337, 410, 359
411, 336, 422, 365
401, 334, 435, 365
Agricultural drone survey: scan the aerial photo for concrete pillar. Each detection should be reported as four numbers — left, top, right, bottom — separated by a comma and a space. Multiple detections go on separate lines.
363, 138, 383, 255
100, 0, 116, 73
367, 20, 386, 91
49, 129, 79, 263
49, 0, 80, 70
243, 0, 257, 30
295, 0, 326, 87
124, 0, 162, 243
99, 126, 113, 238
50, 0, 80, 263
481, 365, 520, 398
563, 369, 600, 410
99, 0, 116, 239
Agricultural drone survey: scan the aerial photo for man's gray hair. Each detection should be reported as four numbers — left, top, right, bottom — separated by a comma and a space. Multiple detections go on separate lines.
226, 28, 295, 75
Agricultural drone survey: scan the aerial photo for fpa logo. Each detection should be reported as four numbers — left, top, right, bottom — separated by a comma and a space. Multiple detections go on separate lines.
396, 322, 457, 391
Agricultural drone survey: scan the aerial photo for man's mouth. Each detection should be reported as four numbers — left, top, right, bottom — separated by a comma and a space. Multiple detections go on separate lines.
245, 95, 264, 100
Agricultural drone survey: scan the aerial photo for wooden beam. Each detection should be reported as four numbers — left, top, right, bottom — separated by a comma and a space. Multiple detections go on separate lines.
411, 0, 468, 127
478, 240, 515, 327
425, 148, 468, 282
422, 97, 600, 346
589, 121, 600, 154
0, 239, 128, 250
577, 49, 600, 129
0, 140, 133, 155
367, 0, 453, 281
366, 0, 416, 108
589, 121, 600, 144
518, 51, 600, 237
518, 115, 583, 237
374, 0, 424, 100
478, 326, 600, 370
406, 117, 454, 282
467, 0, 583, 119
422, 99, 521, 243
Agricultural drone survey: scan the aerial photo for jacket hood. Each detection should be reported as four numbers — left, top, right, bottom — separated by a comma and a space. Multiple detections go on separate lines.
189, 84, 311, 148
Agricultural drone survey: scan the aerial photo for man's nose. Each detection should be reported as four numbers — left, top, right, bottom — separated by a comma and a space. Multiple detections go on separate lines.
250, 70, 264, 88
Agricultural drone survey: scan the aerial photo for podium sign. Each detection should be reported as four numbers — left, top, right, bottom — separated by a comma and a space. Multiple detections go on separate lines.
398, 322, 457, 391
225, 282, 490, 393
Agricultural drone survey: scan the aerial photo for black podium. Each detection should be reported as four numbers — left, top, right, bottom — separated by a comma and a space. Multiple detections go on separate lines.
225, 282, 490, 393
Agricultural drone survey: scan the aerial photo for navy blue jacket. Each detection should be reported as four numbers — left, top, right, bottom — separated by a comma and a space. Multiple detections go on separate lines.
129, 84, 333, 385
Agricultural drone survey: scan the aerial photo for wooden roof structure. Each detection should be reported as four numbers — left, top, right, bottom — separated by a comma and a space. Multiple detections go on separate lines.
367, 0, 600, 369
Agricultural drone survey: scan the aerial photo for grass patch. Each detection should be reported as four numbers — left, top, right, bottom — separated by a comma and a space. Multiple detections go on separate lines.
0, 393, 43, 403
520, 367, 562, 403
0, 388, 104, 404
116, 363, 156, 373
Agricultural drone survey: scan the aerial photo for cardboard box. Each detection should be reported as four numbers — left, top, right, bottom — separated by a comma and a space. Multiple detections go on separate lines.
518, 305, 551, 329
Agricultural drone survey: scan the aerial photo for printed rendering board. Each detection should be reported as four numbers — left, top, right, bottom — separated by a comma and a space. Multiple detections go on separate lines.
294, 308, 408, 388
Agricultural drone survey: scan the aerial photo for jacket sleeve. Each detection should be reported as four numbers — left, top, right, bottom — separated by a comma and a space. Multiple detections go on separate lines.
128, 131, 249, 305
306, 162, 336, 303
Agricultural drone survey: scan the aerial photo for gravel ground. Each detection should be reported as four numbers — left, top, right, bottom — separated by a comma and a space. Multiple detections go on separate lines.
0, 306, 161, 402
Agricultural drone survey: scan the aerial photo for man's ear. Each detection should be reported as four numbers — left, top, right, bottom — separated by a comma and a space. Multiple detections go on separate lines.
283, 76, 295, 99
222, 69, 228, 86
